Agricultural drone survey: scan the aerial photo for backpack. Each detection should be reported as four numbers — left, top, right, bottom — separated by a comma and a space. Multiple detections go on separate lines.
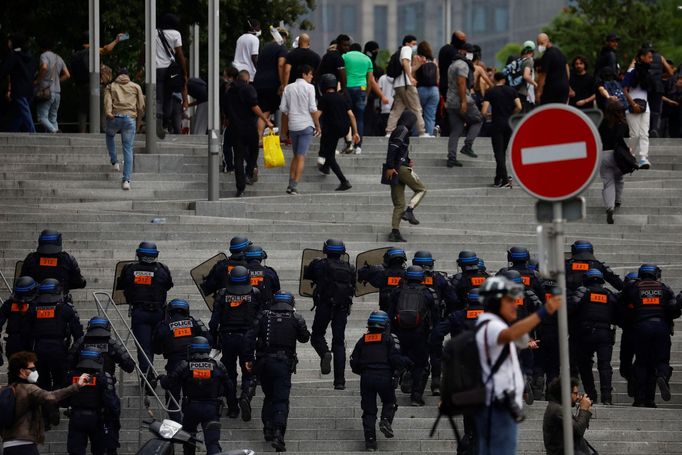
0, 385, 17, 429
319, 260, 354, 305
395, 286, 428, 329
603, 81, 628, 110
502, 57, 527, 89
613, 139, 638, 175
386, 50, 403, 79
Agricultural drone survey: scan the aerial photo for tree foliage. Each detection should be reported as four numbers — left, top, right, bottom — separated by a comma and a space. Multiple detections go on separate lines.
495, 43, 523, 68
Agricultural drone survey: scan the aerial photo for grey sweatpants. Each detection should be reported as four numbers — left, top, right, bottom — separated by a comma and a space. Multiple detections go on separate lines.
600, 150, 624, 210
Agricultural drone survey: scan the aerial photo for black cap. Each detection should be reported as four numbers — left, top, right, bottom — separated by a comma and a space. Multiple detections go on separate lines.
606, 33, 620, 42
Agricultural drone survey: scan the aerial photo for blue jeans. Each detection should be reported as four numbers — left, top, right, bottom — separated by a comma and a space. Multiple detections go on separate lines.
7, 96, 36, 132
347, 86, 367, 146
290, 126, 314, 156
474, 406, 518, 455
106, 116, 136, 182
36, 91, 61, 132
418, 86, 439, 135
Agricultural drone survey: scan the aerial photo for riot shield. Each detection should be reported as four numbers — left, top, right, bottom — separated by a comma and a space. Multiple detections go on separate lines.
112, 261, 136, 305
298, 249, 350, 298
355, 247, 391, 297
14, 260, 23, 282
190, 253, 228, 311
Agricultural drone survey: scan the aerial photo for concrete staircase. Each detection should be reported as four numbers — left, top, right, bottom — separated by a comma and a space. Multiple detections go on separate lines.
1, 132, 682, 454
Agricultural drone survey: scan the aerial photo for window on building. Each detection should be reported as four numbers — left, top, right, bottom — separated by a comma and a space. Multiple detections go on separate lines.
494, 6, 509, 33
374, 5, 388, 49
398, 3, 424, 40
341, 5, 357, 35
322, 3, 336, 34
472, 5, 486, 33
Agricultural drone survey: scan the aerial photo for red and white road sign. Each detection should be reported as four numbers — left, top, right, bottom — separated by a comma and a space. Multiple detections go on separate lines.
508, 104, 602, 201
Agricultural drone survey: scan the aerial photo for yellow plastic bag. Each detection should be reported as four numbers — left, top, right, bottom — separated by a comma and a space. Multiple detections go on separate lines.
263, 131, 285, 168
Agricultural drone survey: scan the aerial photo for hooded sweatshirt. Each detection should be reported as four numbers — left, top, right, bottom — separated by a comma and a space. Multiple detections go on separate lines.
104, 74, 145, 119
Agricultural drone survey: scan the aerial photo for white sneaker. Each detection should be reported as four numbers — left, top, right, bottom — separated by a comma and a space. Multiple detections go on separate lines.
419, 133, 434, 138
112, 162, 120, 172
354, 146, 362, 155
335, 149, 341, 155
385, 133, 392, 137
317, 157, 326, 166
122, 181, 131, 190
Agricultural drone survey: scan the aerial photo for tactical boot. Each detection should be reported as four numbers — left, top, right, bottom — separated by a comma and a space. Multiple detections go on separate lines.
334, 381, 346, 390
272, 429, 286, 452
320, 351, 332, 375
365, 437, 378, 452
657, 376, 671, 401
388, 230, 407, 243
523, 376, 534, 405
239, 396, 252, 421
379, 419, 394, 438
401, 208, 420, 225
460, 145, 478, 158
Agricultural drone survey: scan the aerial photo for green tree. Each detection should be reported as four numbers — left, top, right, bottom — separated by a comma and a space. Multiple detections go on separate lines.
495, 43, 523, 68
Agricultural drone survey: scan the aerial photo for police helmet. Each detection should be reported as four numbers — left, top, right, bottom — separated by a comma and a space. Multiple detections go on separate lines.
323, 239, 346, 256
245, 245, 267, 261
405, 265, 425, 282
189, 336, 211, 357
478, 276, 524, 313
227, 266, 252, 294
273, 291, 295, 307
638, 263, 661, 280
77, 349, 104, 371
624, 272, 639, 285
37, 229, 62, 254
229, 236, 252, 254
383, 248, 407, 265
467, 290, 480, 305
528, 259, 539, 272
367, 310, 389, 330
507, 246, 530, 264
477, 259, 487, 273
136, 241, 159, 263
12, 276, 38, 302
497, 269, 523, 284
412, 251, 434, 268
584, 269, 605, 284
168, 299, 190, 315
571, 240, 594, 255
86, 317, 111, 338
39, 278, 62, 295
319, 73, 338, 92
457, 250, 479, 271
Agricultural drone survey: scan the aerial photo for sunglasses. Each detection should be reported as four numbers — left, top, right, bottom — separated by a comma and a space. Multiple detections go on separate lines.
23, 366, 36, 372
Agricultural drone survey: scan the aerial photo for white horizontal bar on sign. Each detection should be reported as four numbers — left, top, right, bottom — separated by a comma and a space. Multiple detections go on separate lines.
521, 141, 587, 165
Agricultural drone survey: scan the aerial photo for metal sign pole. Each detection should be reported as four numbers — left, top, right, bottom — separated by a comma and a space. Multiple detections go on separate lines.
88, 0, 101, 133
207, 0, 220, 201
145, 0, 157, 154
549, 202, 574, 455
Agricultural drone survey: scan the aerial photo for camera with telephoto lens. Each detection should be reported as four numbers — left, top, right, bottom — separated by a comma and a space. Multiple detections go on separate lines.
494, 390, 525, 422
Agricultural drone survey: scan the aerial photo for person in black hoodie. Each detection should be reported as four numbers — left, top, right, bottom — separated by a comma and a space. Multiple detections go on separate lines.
0, 33, 36, 132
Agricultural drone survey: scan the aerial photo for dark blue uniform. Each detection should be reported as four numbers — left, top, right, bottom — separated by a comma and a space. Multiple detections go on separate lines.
532, 277, 560, 398
0, 297, 35, 361
160, 356, 232, 455
358, 263, 406, 312
21, 251, 86, 294
200, 255, 248, 296
117, 260, 173, 374
306, 256, 356, 388
449, 269, 489, 312
245, 258, 281, 307
421, 270, 455, 394
245, 298, 310, 450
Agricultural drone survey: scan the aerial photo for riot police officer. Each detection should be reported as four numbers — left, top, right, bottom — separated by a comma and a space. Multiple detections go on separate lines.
531, 273, 560, 400
117, 242, 173, 376
350, 311, 409, 452
305, 239, 356, 390
357, 248, 407, 312
412, 251, 455, 396
450, 250, 489, 313
619, 264, 680, 407
209, 266, 262, 421
388, 266, 436, 406
153, 299, 211, 421
21, 229, 87, 294
570, 269, 618, 404
244, 245, 281, 307
498, 247, 545, 303
160, 337, 232, 455
201, 236, 252, 296
68, 317, 135, 455
245, 291, 310, 452
0, 276, 38, 361
66, 349, 119, 455
619, 271, 640, 397
565, 240, 623, 295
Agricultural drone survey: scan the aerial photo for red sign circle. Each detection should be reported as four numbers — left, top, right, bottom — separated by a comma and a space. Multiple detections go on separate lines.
508, 104, 602, 201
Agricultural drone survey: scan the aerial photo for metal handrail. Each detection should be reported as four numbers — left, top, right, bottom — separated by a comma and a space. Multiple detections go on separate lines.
0, 269, 12, 295
92, 291, 182, 446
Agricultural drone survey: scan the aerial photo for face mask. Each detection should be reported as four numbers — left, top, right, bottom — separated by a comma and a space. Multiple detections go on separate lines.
537, 45, 546, 54
27, 370, 39, 384
411, 45, 417, 53
466, 52, 474, 61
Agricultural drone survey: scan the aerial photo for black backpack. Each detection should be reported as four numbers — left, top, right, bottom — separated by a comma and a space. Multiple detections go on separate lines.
613, 139, 638, 175
0, 385, 17, 429
386, 50, 403, 79
395, 286, 428, 329
319, 260, 354, 305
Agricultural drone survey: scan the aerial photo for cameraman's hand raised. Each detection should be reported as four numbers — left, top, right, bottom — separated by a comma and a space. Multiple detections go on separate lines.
579, 394, 592, 411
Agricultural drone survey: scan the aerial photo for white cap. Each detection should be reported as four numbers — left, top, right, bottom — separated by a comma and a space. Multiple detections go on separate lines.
523, 40, 536, 51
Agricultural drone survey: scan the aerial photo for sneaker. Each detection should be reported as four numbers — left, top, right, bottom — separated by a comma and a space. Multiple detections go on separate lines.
235, 190, 245, 198
342, 142, 354, 154
317, 156, 326, 166
615, 201, 622, 208
379, 419, 394, 438
657, 376, 671, 401
156, 123, 166, 140
122, 181, 131, 190
335, 149, 341, 155
334, 382, 346, 390
446, 159, 463, 168
411, 396, 426, 406
318, 166, 330, 176
388, 231, 407, 242
286, 187, 299, 195
355, 146, 362, 155
639, 158, 651, 169
335, 181, 352, 191
401, 210, 420, 225
601, 398, 613, 405
419, 133, 434, 138
252, 167, 259, 183
239, 397, 252, 422
245, 176, 254, 185
606, 209, 614, 224
494, 179, 512, 189
365, 438, 378, 451
460, 146, 478, 158
385, 133, 392, 138
112, 162, 120, 172
320, 352, 332, 375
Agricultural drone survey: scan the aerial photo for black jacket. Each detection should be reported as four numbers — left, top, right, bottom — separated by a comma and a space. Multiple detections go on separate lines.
385, 125, 410, 170
0, 49, 36, 98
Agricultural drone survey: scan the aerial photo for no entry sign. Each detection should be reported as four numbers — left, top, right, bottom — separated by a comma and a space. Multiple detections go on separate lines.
508, 104, 602, 201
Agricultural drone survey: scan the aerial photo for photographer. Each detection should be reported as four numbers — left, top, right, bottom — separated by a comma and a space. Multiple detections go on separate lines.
475, 277, 561, 455
543, 377, 593, 455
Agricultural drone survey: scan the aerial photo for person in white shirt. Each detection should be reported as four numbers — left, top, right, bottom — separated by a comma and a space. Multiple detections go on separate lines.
280, 64, 321, 195
623, 48, 653, 169
233, 19, 261, 82
155, 13, 188, 139
377, 74, 394, 134
475, 276, 561, 455
385, 35, 428, 136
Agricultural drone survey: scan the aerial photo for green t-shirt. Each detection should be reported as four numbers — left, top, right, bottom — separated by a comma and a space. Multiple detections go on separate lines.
343, 51, 373, 88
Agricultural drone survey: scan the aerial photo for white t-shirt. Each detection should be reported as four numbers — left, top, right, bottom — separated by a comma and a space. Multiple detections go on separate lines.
233, 33, 260, 81
475, 313, 524, 409
155, 29, 182, 69
393, 45, 414, 89
378, 75, 395, 114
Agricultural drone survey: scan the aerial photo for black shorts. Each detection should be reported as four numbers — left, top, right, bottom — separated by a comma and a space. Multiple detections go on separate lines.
256, 87, 281, 113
